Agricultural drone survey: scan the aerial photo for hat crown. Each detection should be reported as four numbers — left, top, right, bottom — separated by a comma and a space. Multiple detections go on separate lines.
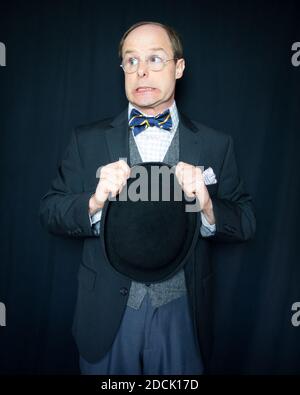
101, 162, 200, 283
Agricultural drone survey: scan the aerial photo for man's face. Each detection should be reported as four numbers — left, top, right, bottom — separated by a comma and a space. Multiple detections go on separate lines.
121, 24, 185, 115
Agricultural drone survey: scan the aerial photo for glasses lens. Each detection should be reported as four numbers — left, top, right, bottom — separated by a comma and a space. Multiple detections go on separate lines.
122, 57, 138, 73
148, 56, 164, 71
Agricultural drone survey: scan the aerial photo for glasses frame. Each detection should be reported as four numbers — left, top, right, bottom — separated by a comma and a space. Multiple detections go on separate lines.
120, 57, 178, 74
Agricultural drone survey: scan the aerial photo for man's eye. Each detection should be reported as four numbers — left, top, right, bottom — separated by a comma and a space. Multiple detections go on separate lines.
128, 58, 138, 65
149, 56, 163, 63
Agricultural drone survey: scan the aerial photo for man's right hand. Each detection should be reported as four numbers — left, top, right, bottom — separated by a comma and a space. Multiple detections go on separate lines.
89, 160, 131, 215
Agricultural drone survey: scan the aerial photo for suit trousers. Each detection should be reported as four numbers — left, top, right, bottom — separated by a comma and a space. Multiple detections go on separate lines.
79, 291, 204, 375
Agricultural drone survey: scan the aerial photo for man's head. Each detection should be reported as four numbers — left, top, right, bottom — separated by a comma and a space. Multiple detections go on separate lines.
119, 22, 185, 116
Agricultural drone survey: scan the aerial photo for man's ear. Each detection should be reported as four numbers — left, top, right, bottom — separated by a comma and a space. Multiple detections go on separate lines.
175, 58, 185, 80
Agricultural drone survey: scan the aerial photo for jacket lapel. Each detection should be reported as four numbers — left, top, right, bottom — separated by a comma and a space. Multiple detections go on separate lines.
178, 112, 202, 166
104, 108, 130, 164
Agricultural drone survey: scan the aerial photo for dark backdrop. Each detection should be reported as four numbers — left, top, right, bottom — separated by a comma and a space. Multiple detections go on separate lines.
0, 0, 299, 374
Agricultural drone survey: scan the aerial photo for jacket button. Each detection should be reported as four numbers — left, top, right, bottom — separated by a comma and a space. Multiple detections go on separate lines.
119, 287, 128, 296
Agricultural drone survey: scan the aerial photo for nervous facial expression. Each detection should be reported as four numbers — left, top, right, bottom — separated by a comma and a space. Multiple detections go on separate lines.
121, 24, 185, 116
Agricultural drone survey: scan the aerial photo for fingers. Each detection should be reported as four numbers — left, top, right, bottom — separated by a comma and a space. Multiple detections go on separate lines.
101, 161, 130, 181
118, 159, 131, 179
175, 162, 204, 197
97, 160, 131, 199
100, 173, 125, 187
99, 178, 124, 198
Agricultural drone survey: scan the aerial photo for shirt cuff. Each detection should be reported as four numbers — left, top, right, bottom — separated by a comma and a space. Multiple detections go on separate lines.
89, 209, 102, 226
200, 211, 216, 236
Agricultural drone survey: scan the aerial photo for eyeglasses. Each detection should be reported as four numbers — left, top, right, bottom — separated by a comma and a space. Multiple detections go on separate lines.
120, 55, 178, 74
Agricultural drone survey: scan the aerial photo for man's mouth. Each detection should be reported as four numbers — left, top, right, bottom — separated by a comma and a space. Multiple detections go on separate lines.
135, 87, 156, 93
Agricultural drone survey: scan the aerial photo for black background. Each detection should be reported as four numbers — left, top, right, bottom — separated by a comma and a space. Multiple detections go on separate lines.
0, 0, 299, 374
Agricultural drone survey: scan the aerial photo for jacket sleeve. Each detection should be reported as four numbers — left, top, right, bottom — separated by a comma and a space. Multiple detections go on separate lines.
209, 135, 256, 243
39, 130, 95, 238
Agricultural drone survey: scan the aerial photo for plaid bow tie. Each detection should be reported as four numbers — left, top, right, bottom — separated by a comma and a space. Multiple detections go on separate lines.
129, 108, 173, 136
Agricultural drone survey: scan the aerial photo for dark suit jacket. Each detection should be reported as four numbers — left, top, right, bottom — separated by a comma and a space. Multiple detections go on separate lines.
39, 108, 256, 373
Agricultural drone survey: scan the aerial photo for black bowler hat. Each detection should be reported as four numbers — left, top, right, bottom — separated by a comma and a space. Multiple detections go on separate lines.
100, 162, 200, 283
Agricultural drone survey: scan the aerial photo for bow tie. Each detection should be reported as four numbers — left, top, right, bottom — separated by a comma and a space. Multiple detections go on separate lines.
129, 108, 173, 136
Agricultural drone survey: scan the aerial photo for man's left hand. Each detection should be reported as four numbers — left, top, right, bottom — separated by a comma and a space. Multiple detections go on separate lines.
175, 161, 215, 225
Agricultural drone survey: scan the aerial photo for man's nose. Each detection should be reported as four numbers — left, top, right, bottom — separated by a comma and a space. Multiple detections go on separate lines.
137, 60, 149, 77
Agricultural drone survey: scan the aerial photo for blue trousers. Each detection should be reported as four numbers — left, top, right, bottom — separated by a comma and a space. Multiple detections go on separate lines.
80, 292, 204, 375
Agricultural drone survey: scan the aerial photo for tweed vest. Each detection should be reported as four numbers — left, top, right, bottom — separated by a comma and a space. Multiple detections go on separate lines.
126, 126, 187, 310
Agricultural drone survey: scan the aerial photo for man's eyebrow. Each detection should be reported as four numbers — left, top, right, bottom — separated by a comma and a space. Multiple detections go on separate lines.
148, 47, 167, 52
123, 50, 136, 55
123, 47, 168, 55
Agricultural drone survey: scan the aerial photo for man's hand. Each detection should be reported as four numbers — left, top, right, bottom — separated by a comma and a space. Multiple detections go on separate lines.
175, 161, 215, 225
89, 160, 131, 215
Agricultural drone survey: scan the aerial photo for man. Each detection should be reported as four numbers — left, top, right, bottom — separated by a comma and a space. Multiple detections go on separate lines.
39, 21, 256, 375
